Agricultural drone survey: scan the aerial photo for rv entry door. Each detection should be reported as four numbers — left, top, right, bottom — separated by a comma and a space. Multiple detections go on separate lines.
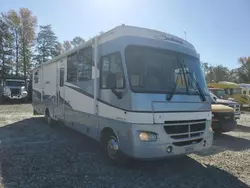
55, 60, 66, 121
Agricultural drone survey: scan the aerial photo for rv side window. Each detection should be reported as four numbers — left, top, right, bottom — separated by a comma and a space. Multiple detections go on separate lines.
77, 48, 92, 81
67, 53, 78, 82
34, 71, 39, 83
101, 53, 124, 89
60, 68, 65, 87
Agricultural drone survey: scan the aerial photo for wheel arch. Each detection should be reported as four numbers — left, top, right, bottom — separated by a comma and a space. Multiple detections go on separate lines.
100, 127, 120, 148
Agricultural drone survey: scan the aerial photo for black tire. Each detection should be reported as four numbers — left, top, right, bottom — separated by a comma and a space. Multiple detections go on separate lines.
102, 131, 129, 165
213, 128, 223, 134
45, 109, 56, 127
33, 109, 39, 115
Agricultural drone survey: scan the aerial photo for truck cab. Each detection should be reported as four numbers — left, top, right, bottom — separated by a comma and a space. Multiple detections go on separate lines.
1, 76, 28, 103
209, 91, 240, 120
210, 94, 237, 133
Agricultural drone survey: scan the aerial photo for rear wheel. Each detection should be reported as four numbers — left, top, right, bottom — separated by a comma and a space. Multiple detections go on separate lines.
33, 109, 39, 115
45, 109, 56, 126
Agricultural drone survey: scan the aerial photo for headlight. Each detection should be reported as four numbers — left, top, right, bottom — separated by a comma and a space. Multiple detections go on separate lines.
3, 87, 10, 95
138, 131, 157, 142
21, 86, 27, 96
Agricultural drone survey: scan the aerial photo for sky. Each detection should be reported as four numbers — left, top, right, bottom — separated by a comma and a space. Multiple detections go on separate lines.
1, 0, 249, 69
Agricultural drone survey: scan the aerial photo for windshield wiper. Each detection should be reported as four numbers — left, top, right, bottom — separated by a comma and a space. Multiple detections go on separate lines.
166, 73, 179, 101
182, 62, 206, 102
166, 60, 183, 101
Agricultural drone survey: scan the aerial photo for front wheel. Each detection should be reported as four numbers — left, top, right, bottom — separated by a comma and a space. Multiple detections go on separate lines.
103, 133, 129, 165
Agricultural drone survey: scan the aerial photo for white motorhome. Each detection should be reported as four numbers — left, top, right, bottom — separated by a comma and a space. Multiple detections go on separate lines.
32, 25, 213, 162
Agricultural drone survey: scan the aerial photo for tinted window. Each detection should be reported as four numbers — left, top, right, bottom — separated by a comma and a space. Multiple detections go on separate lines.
67, 48, 92, 82
67, 53, 78, 82
34, 71, 39, 83
77, 48, 92, 81
60, 68, 64, 87
6, 81, 25, 86
101, 53, 124, 89
125, 45, 208, 95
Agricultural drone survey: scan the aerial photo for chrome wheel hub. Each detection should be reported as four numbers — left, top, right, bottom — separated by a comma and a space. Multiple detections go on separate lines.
107, 137, 119, 160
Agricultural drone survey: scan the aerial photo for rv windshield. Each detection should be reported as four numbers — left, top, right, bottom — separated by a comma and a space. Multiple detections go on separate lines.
214, 89, 227, 98
6, 81, 25, 87
125, 45, 208, 95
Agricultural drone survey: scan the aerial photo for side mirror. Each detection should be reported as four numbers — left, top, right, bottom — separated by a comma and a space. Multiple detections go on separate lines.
213, 97, 217, 101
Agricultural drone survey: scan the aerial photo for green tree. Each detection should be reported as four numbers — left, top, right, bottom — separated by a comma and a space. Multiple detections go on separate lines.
0, 14, 13, 77
63, 40, 72, 51
70, 36, 84, 48
19, 8, 37, 80
4, 10, 21, 75
35, 24, 59, 64
53, 42, 63, 57
237, 56, 250, 83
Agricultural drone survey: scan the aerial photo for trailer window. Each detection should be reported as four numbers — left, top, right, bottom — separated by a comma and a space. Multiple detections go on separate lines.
60, 68, 65, 87
67, 53, 78, 82
34, 71, 39, 83
101, 53, 124, 89
77, 48, 92, 81
67, 48, 92, 82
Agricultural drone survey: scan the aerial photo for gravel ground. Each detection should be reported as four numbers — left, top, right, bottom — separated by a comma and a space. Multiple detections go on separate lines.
0, 104, 250, 188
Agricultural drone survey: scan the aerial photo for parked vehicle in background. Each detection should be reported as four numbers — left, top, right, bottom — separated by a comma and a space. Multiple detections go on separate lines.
239, 83, 250, 98
210, 96, 236, 133
208, 81, 250, 108
209, 92, 240, 120
32, 25, 213, 163
0, 76, 28, 104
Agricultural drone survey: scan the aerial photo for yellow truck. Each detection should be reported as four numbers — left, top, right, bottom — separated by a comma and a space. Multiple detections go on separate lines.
210, 97, 237, 133
208, 81, 250, 108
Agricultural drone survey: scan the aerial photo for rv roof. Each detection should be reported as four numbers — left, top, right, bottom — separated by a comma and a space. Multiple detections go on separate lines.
218, 81, 239, 86
34, 24, 195, 70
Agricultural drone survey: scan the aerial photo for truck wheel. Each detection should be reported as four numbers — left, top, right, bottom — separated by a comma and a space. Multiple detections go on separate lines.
33, 109, 39, 115
45, 109, 56, 126
101, 130, 129, 165
213, 128, 222, 134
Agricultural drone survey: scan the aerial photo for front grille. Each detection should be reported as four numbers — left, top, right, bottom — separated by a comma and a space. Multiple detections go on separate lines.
173, 138, 202, 146
10, 88, 20, 96
164, 119, 206, 140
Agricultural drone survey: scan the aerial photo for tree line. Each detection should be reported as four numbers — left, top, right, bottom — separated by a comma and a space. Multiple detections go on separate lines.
0, 8, 85, 78
202, 57, 250, 84
1, 8, 249, 84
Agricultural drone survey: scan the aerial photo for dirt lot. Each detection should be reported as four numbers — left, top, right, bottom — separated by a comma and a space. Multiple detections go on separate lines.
0, 104, 250, 188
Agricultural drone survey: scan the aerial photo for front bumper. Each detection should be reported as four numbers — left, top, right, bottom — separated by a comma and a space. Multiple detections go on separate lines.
129, 136, 213, 159
212, 120, 237, 132
123, 122, 213, 159
4, 95, 27, 100
234, 113, 241, 119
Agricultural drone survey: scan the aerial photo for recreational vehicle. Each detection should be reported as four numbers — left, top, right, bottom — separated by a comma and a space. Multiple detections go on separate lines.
32, 25, 213, 162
